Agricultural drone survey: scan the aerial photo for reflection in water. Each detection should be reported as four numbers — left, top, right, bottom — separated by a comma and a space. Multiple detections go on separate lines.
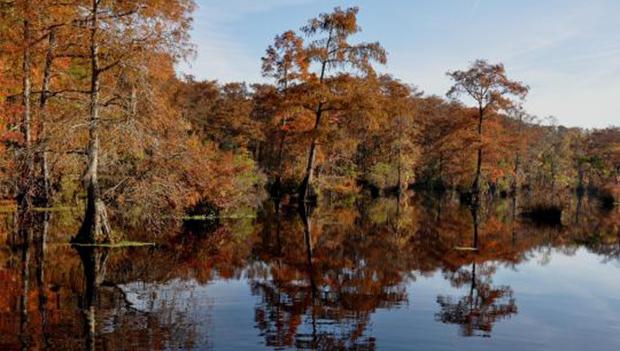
35, 212, 50, 350
19, 211, 33, 351
436, 262, 517, 337
75, 246, 109, 351
0, 194, 618, 349
251, 201, 409, 350
436, 206, 517, 337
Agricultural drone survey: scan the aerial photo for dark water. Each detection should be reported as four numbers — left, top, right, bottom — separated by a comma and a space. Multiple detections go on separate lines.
1, 194, 619, 350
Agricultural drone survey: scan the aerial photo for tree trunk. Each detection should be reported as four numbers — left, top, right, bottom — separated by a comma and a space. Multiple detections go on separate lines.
512, 152, 521, 193
577, 164, 585, 192
471, 206, 479, 249
471, 105, 484, 206
438, 153, 444, 189
550, 158, 556, 193
512, 114, 523, 194
272, 118, 287, 198
299, 30, 332, 203
75, 0, 111, 244
396, 118, 403, 193
19, 0, 33, 211
299, 104, 323, 201
36, 28, 56, 206
397, 159, 402, 192
272, 77, 289, 198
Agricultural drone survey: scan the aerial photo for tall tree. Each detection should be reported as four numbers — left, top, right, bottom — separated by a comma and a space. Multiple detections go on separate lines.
298, 7, 386, 201
379, 76, 418, 192
261, 30, 307, 194
74, 0, 195, 243
15, 0, 34, 212
78, 0, 110, 242
447, 60, 528, 204
35, 26, 56, 206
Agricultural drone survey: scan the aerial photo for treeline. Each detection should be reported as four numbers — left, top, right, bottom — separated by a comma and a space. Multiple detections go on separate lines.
178, 73, 620, 195
1, 4, 618, 241
0, 0, 264, 241
175, 8, 619, 201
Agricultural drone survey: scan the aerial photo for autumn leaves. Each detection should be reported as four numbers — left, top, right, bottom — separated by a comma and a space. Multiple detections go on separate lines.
261, 7, 388, 202
1, 4, 618, 244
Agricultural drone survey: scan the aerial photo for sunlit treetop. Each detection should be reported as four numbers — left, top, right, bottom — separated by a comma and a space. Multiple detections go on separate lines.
301, 6, 387, 78
447, 59, 529, 113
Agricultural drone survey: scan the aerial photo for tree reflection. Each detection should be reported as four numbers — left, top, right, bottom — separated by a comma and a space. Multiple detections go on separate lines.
6, 210, 52, 350
75, 246, 109, 351
35, 211, 51, 350
18, 210, 33, 351
436, 262, 517, 337
0, 193, 618, 349
250, 202, 408, 350
435, 206, 517, 337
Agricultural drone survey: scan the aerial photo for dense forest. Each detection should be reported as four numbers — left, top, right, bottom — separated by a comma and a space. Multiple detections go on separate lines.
1, 2, 619, 244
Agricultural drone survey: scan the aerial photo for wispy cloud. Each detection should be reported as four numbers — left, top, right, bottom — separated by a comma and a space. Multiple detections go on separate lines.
180, 0, 619, 127
178, 0, 317, 82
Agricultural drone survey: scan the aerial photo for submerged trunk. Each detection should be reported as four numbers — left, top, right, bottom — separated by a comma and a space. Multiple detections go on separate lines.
75, 0, 111, 244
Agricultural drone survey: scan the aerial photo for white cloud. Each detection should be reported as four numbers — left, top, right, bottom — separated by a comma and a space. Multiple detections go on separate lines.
178, 0, 619, 127
177, 0, 317, 82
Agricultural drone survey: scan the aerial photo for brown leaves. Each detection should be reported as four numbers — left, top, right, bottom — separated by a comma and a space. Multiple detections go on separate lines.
261, 30, 307, 89
301, 7, 361, 36
447, 59, 529, 112
302, 7, 387, 79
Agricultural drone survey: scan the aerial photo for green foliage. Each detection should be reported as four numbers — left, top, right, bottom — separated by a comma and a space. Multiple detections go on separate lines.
367, 162, 398, 190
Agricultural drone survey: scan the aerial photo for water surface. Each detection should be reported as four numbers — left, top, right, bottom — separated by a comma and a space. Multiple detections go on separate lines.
1, 194, 619, 350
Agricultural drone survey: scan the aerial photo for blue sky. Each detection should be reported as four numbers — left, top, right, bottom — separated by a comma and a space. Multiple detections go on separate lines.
178, 0, 620, 128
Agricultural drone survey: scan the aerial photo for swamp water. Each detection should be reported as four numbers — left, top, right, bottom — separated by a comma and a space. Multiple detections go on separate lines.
0, 194, 619, 350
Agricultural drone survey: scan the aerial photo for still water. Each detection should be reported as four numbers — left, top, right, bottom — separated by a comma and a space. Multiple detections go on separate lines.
1, 194, 619, 350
